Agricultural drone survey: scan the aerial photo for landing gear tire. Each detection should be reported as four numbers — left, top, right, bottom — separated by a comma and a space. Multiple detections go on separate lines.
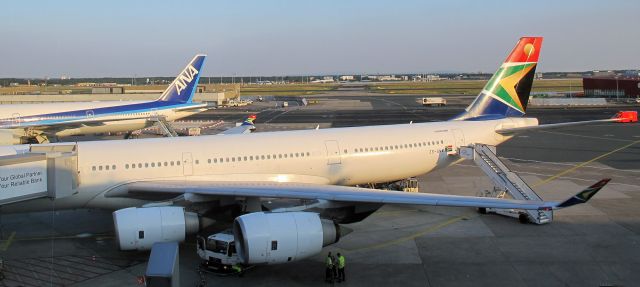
518, 213, 530, 224
477, 207, 487, 214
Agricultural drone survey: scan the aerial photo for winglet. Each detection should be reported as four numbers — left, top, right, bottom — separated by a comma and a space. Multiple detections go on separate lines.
241, 114, 257, 126
157, 54, 207, 103
556, 179, 610, 208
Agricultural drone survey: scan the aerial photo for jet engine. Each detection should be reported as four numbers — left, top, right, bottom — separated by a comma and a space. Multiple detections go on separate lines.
233, 212, 341, 264
113, 206, 200, 251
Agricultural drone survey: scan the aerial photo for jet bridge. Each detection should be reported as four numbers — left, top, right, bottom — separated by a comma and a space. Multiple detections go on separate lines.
459, 144, 552, 224
0, 143, 78, 205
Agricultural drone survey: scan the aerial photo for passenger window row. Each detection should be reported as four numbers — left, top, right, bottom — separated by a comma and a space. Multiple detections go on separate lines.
92, 165, 117, 171
352, 140, 444, 153
92, 139, 446, 173
92, 160, 182, 172
125, 160, 181, 170
207, 152, 312, 164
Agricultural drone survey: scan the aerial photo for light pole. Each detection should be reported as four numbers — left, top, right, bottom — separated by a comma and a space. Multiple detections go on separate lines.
615, 76, 619, 102
569, 80, 572, 99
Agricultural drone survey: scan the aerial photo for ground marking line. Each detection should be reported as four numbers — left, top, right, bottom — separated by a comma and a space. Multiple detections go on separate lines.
538, 130, 634, 142
0, 233, 112, 243
1, 231, 16, 251
455, 163, 639, 188
532, 139, 640, 187
339, 213, 474, 253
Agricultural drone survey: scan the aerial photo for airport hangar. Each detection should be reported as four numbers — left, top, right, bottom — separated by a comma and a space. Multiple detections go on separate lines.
583, 76, 640, 100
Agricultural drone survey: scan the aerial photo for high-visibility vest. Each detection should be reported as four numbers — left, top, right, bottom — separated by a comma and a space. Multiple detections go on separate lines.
232, 264, 242, 273
326, 256, 332, 267
338, 256, 345, 268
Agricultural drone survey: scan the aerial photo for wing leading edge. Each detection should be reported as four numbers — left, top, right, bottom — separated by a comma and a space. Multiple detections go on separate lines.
106, 179, 610, 210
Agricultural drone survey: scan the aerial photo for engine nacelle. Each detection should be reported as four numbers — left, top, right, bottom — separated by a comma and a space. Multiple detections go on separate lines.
233, 212, 340, 264
113, 207, 200, 251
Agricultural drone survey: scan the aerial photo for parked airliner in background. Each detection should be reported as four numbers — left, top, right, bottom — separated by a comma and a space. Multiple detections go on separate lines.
1, 37, 625, 266
0, 55, 210, 145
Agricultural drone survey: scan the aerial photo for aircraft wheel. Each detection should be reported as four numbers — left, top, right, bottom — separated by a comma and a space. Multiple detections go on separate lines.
518, 213, 530, 224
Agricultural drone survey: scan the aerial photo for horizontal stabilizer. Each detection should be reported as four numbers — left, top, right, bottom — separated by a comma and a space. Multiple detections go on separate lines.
496, 111, 636, 134
496, 118, 619, 134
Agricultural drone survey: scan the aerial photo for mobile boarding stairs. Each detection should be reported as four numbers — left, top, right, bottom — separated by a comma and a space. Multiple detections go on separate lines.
459, 144, 552, 224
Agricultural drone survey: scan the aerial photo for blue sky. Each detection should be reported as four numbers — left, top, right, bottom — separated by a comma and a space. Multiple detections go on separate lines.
1, 0, 638, 77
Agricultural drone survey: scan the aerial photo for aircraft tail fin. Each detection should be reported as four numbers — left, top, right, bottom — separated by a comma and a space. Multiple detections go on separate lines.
452, 37, 542, 120
157, 54, 207, 103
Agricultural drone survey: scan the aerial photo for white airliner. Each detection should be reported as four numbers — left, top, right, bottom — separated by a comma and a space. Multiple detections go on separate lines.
0, 55, 210, 145
0, 37, 623, 265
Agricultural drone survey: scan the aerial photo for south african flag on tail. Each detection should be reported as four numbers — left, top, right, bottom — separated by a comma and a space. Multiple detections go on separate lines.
453, 37, 543, 120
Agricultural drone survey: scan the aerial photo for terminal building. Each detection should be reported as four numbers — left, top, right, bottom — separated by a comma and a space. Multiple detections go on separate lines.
583, 77, 640, 99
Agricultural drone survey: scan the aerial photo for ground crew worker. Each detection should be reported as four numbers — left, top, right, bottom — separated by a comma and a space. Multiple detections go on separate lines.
232, 264, 244, 277
325, 252, 334, 283
337, 253, 345, 282
336, 253, 345, 282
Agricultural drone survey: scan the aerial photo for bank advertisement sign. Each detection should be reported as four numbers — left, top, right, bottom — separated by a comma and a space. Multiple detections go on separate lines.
0, 160, 47, 201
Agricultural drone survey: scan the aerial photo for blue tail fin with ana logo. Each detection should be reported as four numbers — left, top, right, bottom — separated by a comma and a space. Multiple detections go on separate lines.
157, 54, 206, 103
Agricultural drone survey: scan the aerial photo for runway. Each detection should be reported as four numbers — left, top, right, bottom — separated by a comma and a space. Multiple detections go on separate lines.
0, 96, 638, 286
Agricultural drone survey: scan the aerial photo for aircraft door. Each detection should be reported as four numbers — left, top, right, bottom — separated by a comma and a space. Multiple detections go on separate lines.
182, 152, 193, 176
452, 129, 465, 148
324, 140, 341, 165
86, 110, 95, 118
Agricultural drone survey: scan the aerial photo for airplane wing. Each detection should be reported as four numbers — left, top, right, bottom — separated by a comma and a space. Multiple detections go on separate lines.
218, 115, 256, 135
105, 179, 610, 210
496, 111, 636, 134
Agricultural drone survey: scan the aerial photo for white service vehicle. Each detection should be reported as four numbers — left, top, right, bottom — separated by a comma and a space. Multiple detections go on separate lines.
196, 212, 340, 268
422, 97, 447, 106
197, 230, 242, 269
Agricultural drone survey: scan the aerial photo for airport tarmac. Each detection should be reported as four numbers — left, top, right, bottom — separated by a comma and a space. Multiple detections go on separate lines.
0, 97, 638, 286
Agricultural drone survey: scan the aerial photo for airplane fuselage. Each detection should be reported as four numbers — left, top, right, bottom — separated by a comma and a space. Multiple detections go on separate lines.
2, 117, 538, 213
0, 101, 206, 137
